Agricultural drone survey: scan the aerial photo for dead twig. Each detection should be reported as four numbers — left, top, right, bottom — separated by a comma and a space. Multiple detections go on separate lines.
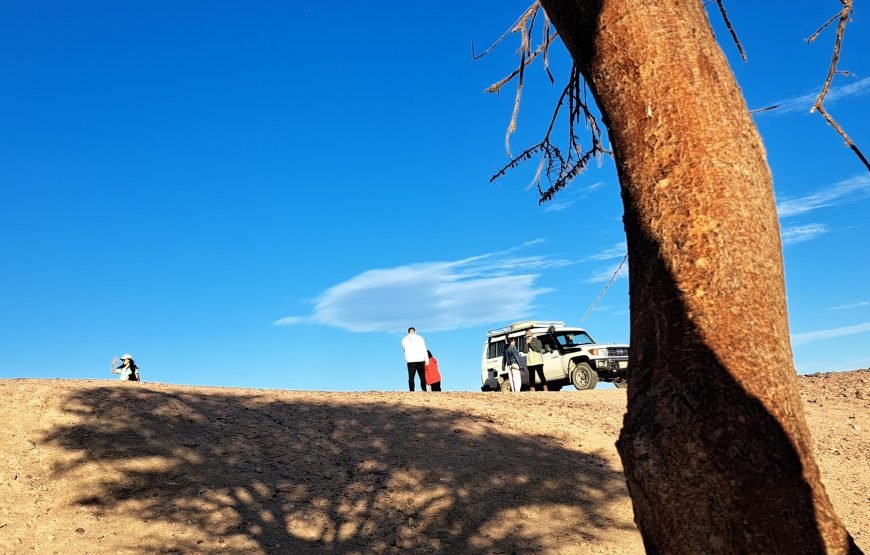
477, 2, 564, 158
808, 0, 869, 171
817, 105, 870, 169
749, 104, 781, 114
489, 66, 607, 203
715, 0, 747, 62
478, 3, 607, 203
484, 33, 559, 94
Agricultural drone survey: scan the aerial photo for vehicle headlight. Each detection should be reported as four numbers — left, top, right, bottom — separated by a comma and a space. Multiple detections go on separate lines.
589, 348, 607, 356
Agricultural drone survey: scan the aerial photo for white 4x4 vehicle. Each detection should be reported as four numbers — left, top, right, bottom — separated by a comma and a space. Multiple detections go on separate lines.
481, 320, 629, 391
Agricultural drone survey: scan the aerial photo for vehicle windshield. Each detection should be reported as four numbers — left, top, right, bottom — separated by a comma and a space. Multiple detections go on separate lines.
553, 331, 594, 347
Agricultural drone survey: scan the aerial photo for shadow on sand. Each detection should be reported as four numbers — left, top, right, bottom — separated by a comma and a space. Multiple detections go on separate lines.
41, 387, 634, 553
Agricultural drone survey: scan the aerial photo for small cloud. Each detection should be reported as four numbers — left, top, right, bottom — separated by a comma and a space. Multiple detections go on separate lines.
755, 76, 870, 116
588, 242, 627, 261
274, 316, 306, 326
542, 200, 577, 213
777, 174, 870, 218
792, 322, 870, 346
275, 245, 571, 333
781, 223, 829, 245
540, 182, 605, 213
585, 261, 628, 284
829, 301, 870, 311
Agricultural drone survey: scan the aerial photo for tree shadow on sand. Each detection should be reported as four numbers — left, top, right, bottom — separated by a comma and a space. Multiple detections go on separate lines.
41, 387, 634, 553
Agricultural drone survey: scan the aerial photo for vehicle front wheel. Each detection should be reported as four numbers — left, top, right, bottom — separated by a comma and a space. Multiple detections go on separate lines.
571, 362, 598, 390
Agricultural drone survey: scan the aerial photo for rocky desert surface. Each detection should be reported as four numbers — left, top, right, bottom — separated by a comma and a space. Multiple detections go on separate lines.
0, 370, 867, 554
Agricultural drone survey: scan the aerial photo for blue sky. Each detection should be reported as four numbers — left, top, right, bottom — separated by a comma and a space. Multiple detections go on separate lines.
1, 1, 867, 391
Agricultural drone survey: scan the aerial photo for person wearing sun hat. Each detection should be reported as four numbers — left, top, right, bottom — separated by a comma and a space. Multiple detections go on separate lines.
111, 353, 141, 382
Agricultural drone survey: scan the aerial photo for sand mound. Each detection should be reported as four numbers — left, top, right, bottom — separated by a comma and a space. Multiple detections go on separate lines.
0, 371, 867, 553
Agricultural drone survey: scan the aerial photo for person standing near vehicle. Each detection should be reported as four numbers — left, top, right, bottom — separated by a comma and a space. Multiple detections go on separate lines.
425, 350, 442, 392
502, 337, 523, 393
524, 331, 547, 391
111, 354, 140, 382
401, 327, 428, 391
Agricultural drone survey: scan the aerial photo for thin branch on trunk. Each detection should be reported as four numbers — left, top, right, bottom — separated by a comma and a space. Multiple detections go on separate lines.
808, 0, 869, 171
749, 104, 781, 114
478, 4, 606, 203
474, 2, 552, 158
484, 33, 559, 94
817, 105, 870, 169
715, 0, 747, 61
489, 67, 607, 203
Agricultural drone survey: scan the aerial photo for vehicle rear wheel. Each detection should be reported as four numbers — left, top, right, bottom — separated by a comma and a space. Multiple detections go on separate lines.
571, 362, 598, 390
613, 378, 628, 389
499, 379, 512, 392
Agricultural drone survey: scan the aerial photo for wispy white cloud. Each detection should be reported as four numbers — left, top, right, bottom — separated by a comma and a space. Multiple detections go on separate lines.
541, 182, 605, 213
781, 223, 829, 245
541, 201, 576, 213
582, 242, 628, 283
587, 242, 626, 261
756, 76, 870, 116
829, 301, 870, 311
776, 174, 870, 218
274, 244, 571, 333
792, 322, 870, 346
585, 261, 629, 284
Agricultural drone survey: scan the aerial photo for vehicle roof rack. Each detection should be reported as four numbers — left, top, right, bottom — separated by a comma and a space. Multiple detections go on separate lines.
487, 320, 566, 338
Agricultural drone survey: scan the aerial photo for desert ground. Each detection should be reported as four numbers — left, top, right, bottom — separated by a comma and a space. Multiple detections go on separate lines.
0, 371, 867, 554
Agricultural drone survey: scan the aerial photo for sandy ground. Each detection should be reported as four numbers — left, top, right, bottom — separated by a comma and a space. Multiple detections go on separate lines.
0, 370, 866, 554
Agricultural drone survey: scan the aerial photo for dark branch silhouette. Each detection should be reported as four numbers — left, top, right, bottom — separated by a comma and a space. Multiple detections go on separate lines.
715, 0, 748, 62
808, 0, 869, 171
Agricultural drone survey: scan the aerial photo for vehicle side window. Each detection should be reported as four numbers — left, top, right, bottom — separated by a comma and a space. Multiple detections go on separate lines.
516, 336, 526, 352
539, 334, 558, 352
488, 340, 506, 358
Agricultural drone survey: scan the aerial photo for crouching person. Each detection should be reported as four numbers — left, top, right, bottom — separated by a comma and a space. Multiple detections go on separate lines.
425, 350, 442, 392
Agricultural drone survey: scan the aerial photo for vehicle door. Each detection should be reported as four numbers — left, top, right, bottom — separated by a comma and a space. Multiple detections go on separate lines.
537, 334, 564, 380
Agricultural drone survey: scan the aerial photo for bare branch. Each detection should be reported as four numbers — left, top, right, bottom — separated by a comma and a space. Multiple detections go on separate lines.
806, 11, 841, 44
808, 0, 869, 171
715, 0, 747, 62
811, 1, 851, 110
471, 2, 540, 60
490, 66, 607, 202
749, 104, 781, 114
817, 105, 870, 170
484, 33, 559, 94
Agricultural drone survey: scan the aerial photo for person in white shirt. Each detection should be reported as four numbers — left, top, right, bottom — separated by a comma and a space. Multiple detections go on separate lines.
401, 327, 428, 391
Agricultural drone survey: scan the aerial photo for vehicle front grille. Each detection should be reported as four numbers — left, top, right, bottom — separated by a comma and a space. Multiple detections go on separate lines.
609, 347, 629, 357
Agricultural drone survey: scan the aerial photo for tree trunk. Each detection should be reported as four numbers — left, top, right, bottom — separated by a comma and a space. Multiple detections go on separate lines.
539, 0, 860, 552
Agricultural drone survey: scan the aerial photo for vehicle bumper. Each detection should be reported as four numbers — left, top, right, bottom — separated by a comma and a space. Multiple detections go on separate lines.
591, 357, 628, 378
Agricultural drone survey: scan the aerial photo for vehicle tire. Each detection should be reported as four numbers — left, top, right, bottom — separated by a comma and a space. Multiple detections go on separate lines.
571, 362, 598, 390
613, 378, 628, 389
499, 379, 512, 392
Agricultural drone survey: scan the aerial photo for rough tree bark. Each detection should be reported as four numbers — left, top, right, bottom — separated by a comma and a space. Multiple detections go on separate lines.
538, 0, 861, 553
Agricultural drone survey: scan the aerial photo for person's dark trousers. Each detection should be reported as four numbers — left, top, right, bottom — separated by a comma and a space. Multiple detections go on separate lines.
407, 361, 426, 391
429, 381, 442, 392
528, 364, 546, 389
